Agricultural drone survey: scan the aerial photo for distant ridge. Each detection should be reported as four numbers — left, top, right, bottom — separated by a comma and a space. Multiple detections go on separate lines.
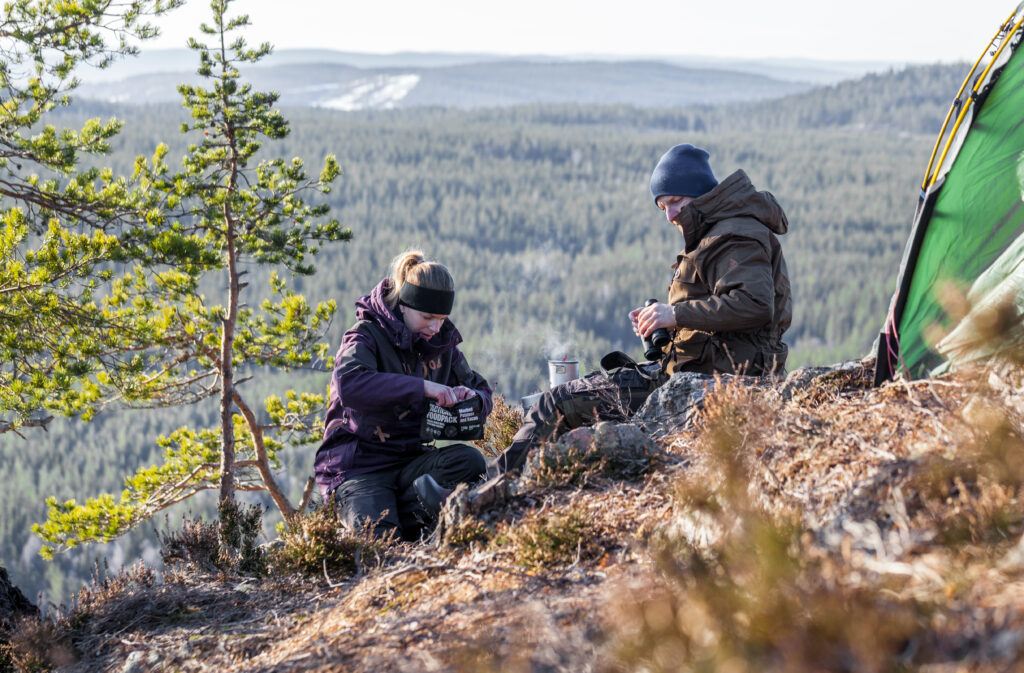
81, 48, 908, 86
76, 58, 813, 109
73, 47, 916, 110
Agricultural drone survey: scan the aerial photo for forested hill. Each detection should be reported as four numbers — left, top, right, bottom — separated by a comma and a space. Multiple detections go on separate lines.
3, 60, 970, 605
697, 63, 968, 134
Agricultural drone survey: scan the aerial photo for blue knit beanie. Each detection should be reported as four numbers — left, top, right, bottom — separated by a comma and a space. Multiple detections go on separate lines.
649, 144, 718, 204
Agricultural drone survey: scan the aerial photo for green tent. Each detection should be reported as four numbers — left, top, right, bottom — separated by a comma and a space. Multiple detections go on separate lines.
875, 1, 1024, 383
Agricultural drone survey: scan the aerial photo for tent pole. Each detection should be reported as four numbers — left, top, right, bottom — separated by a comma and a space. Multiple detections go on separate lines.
929, 13, 1024, 188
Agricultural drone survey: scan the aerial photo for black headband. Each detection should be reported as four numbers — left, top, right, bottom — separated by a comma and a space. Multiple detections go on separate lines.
398, 282, 455, 315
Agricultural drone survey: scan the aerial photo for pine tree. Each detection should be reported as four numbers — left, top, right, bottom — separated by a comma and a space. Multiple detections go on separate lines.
33, 0, 351, 557
1, 0, 183, 434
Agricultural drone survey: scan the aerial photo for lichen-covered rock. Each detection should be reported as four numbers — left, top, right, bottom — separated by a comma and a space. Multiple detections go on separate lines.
521, 421, 659, 484
559, 426, 596, 453
780, 366, 835, 393
778, 359, 874, 402
591, 421, 654, 457
590, 421, 661, 480
633, 372, 717, 437
519, 427, 591, 482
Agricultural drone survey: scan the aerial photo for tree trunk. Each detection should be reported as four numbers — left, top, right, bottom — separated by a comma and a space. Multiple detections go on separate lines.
218, 207, 240, 505
233, 391, 297, 521
217, 334, 235, 505
217, 47, 242, 505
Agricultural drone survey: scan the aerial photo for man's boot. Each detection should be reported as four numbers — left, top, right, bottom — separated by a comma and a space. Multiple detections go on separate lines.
466, 474, 512, 513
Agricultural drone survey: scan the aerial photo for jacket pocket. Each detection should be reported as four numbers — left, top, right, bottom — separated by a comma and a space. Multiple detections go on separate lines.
346, 408, 405, 442
669, 258, 709, 303
669, 330, 712, 369
711, 337, 761, 375
314, 437, 358, 485
755, 343, 789, 376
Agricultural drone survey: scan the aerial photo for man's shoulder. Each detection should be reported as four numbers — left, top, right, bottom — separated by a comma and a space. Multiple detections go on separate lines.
699, 216, 775, 248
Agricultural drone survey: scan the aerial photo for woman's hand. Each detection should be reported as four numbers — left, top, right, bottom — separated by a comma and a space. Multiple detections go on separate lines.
629, 301, 676, 338
424, 381, 459, 407
452, 386, 477, 402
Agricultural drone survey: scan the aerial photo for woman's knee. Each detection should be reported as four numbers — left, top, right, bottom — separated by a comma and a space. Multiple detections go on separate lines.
334, 479, 400, 537
438, 443, 486, 483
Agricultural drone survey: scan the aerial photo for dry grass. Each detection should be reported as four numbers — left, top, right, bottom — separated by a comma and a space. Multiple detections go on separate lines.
18, 359, 1024, 672
606, 373, 934, 673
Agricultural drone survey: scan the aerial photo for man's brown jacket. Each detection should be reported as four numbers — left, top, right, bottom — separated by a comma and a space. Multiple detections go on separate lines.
664, 169, 792, 376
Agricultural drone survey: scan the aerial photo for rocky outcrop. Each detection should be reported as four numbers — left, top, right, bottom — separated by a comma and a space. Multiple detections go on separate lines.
776, 358, 874, 402
0, 564, 36, 629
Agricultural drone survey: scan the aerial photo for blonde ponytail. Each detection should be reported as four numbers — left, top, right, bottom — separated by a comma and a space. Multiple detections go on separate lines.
385, 250, 455, 309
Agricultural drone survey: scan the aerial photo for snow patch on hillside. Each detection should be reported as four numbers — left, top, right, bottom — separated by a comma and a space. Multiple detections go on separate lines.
319, 74, 420, 110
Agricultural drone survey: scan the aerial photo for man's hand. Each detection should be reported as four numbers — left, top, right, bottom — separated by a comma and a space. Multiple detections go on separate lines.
629, 301, 676, 338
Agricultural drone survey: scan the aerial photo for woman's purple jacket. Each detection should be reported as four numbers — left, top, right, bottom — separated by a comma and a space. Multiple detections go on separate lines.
313, 279, 493, 500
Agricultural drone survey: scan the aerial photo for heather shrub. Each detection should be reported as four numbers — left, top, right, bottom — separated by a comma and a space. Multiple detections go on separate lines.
268, 499, 390, 579
159, 501, 266, 575
475, 393, 523, 459
495, 502, 600, 569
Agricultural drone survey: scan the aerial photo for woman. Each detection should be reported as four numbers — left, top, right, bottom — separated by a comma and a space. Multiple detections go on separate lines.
314, 251, 491, 541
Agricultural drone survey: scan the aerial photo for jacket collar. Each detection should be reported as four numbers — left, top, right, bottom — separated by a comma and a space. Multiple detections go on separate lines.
673, 169, 788, 253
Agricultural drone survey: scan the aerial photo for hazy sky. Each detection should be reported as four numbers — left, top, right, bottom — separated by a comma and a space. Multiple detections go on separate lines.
147, 0, 1022, 63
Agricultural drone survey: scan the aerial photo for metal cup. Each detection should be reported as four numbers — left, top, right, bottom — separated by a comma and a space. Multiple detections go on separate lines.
548, 360, 579, 388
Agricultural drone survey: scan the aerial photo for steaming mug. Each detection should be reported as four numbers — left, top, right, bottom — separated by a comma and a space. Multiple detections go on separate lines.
548, 360, 579, 388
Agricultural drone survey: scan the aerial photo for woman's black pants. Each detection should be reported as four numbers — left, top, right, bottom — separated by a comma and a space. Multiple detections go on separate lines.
334, 443, 485, 541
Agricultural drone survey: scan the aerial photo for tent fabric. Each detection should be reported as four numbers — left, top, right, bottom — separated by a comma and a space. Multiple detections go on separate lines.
934, 240, 1024, 371
875, 3, 1024, 383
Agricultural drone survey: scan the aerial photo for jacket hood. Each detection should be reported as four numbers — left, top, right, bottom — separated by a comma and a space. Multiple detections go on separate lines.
354, 279, 462, 356
675, 169, 789, 253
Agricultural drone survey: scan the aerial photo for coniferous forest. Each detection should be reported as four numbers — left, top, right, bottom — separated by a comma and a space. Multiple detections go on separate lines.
1, 56, 967, 602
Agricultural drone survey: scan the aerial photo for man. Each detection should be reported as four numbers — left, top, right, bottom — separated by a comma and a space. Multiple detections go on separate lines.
489, 143, 792, 476
637, 143, 791, 376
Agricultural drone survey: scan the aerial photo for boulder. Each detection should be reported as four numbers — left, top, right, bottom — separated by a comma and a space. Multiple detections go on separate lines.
633, 372, 717, 437
591, 421, 655, 457
521, 421, 658, 482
